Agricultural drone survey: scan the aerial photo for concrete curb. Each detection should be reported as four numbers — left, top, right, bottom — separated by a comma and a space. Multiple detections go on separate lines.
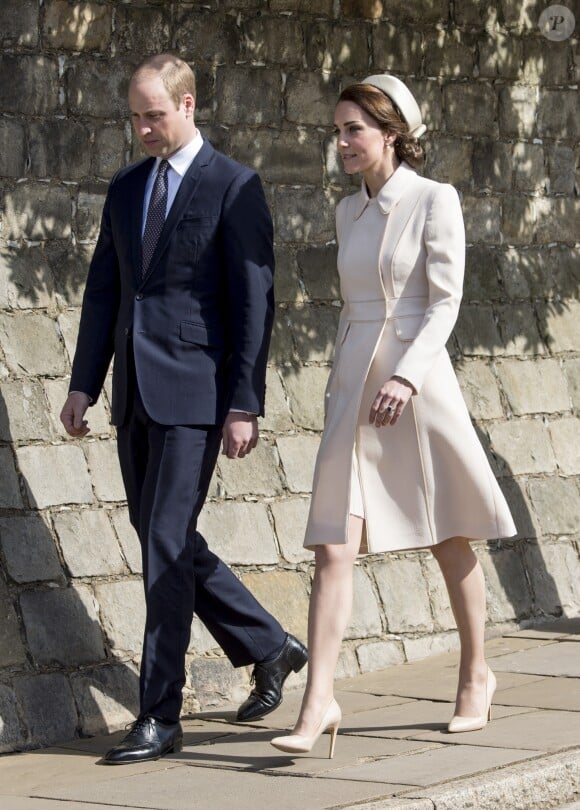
340, 748, 580, 810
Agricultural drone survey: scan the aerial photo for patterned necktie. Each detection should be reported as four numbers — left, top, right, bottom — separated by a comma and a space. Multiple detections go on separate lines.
142, 159, 169, 275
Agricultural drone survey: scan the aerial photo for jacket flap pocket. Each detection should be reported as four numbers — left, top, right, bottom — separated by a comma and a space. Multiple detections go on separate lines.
393, 314, 424, 342
180, 321, 224, 347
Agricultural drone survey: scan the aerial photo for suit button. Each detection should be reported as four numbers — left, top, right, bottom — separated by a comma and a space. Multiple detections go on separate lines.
135, 293, 143, 301
124, 327, 130, 336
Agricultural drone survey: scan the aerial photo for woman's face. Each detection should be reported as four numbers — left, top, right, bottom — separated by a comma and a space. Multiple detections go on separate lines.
334, 100, 390, 176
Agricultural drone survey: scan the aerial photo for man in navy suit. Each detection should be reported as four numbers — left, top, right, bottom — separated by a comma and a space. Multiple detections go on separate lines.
60, 53, 307, 764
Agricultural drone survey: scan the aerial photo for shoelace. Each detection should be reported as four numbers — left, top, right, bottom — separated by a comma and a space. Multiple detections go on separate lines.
125, 716, 154, 735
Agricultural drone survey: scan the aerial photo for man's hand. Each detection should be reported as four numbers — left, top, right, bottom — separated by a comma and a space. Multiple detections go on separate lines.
222, 413, 258, 459
60, 392, 92, 437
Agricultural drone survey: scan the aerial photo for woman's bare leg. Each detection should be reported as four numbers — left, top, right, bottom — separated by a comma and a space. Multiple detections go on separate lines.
431, 536, 489, 717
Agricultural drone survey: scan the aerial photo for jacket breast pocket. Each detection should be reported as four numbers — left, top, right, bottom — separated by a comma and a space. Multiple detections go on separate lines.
392, 314, 424, 342
179, 321, 224, 348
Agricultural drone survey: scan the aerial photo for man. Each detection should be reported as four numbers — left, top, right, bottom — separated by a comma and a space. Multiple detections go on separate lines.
60, 53, 307, 765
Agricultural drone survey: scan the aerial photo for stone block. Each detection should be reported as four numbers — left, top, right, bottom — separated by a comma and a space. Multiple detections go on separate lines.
0, 447, 23, 509
0, 572, 26, 666
372, 23, 423, 74
499, 85, 538, 138
277, 434, 320, 493
57, 309, 80, 364
513, 142, 545, 192
527, 477, 580, 536
29, 120, 92, 181
283, 366, 328, 431
274, 187, 335, 243
499, 246, 576, 301
94, 580, 145, 655
66, 60, 132, 118
17, 445, 93, 508
288, 304, 339, 362
523, 37, 570, 84
270, 497, 312, 563
2, 184, 72, 241
286, 72, 340, 126
549, 418, 580, 475
305, 21, 369, 73
424, 32, 475, 77
472, 141, 512, 192
0, 380, 53, 442
0, 245, 56, 310
0, 685, 24, 753
342, 0, 383, 17
345, 566, 383, 639
463, 246, 503, 301
14, 673, 77, 748
499, 0, 546, 31
453, 304, 504, 357
76, 186, 108, 242
538, 298, 580, 354
496, 303, 545, 356
175, 9, 239, 64
0, 0, 38, 46
197, 501, 279, 565
455, 360, 504, 421
85, 440, 126, 502
20, 585, 105, 666
444, 83, 497, 137
424, 137, 473, 189
404, 631, 459, 661
70, 663, 140, 736
336, 646, 360, 680
378, 0, 448, 23
488, 419, 557, 476
564, 358, 580, 411
496, 359, 570, 415
188, 616, 219, 655
0, 55, 58, 114
190, 657, 249, 710
110, 507, 142, 574
272, 0, 333, 8
216, 67, 281, 125
501, 196, 536, 245
229, 128, 321, 186
44, 378, 112, 439
535, 199, 580, 244
0, 119, 27, 178
421, 555, 456, 631
298, 245, 340, 301
268, 309, 295, 366
546, 145, 576, 195
0, 514, 63, 584
356, 640, 405, 672
53, 509, 125, 577
243, 17, 304, 65
261, 368, 293, 433
538, 90, 579, 140
273, 250, 303, 305
479, 33, 523, 78
461, 196, 501, 244
44, 0, 111, 50
47, 243, 92, 308
406, 78, 444, 132
0, 313, 66, 377
114, 6, 171, 54
374, 557, 434, 634
241, 570, 310, 642
524, 540, 580, 616
498, 477, 537, 541
93, 125, 126, 179
218, 442, 283, 498
477, 544, 532, 622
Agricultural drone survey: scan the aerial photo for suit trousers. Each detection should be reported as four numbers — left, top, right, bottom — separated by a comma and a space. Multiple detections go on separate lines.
116, 367, 286, 722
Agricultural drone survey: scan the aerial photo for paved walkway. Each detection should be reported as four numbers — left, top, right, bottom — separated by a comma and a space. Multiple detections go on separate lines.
1, 619, 579, 810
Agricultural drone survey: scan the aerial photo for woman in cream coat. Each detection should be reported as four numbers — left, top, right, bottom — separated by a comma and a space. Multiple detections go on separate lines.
272, 75, 516, 757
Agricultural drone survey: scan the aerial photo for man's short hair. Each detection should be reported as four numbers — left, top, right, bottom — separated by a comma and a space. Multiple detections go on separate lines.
131, 53, 196, 107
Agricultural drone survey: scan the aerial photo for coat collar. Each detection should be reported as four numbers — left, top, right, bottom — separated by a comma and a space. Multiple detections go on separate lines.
353, 161, 417, 219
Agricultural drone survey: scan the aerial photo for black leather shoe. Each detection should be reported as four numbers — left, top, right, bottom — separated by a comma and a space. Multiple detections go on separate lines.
236, 634, 308, 722
103, 716, 183, 765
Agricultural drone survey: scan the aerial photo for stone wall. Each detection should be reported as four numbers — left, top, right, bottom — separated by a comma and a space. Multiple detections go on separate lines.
0, 0, 579, 751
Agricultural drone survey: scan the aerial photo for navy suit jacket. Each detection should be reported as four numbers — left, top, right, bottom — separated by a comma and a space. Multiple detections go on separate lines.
70, 140, 275, 426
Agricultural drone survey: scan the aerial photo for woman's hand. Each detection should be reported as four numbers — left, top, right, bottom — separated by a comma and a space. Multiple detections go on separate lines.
369, 376, 415, 427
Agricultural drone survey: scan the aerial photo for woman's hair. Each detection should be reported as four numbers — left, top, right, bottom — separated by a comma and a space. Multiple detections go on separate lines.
131, 53, 196, 108
338, 83, 425, 169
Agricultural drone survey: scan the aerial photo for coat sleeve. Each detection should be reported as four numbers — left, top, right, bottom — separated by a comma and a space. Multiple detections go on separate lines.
392, 183, 465, 393
221, 169, 275, 417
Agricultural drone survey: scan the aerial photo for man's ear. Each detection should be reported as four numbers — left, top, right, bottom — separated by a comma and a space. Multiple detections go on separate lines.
184, 93, 195, 118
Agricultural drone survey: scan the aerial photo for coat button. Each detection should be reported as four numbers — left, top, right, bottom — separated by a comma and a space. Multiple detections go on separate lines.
135, 293, 143, 301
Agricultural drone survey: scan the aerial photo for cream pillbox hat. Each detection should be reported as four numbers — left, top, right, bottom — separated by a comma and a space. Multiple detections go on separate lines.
361, 74, 427, 139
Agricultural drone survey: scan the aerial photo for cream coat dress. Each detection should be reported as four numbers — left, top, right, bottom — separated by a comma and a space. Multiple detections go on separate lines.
304, 163, 516, 553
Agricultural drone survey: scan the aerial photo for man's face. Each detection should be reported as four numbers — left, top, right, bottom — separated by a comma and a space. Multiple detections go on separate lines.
128, 74, 195, 158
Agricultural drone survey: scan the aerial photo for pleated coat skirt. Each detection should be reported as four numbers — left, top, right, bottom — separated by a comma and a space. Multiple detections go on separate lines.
304, 164, 516, 553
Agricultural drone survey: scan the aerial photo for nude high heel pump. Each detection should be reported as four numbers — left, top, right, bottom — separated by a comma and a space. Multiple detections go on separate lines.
270, 699, 342, 758
448, 667, 496, 733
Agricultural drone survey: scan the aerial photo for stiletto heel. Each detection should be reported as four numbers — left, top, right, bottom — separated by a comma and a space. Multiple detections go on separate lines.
448, 666, 496, 733
271, 699, 342, 758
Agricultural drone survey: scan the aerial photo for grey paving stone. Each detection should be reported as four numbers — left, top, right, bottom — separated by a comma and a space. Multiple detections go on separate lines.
491, 642, 580, 677
495, 677, 580, 712
506, 618, 580, 640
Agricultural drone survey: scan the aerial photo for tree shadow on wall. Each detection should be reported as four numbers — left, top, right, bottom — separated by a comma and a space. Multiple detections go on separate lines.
0, 390, 140, 752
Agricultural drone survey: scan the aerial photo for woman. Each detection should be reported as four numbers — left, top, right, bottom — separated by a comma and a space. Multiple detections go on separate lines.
271, 74, 516, 758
